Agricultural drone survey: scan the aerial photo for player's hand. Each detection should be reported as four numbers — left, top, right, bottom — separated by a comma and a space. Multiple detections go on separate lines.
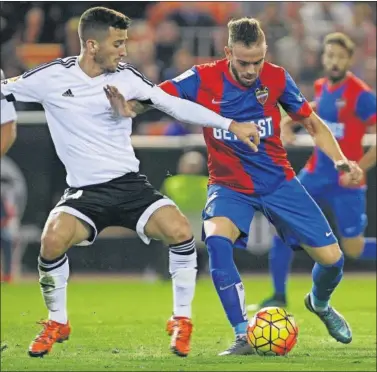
229, 121, 260, 152
104, 85, 137, 118
336, 160, 364, 187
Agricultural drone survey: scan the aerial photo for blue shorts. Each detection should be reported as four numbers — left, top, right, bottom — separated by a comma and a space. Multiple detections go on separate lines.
298, 170, 367, 238
202, 177, 337, 250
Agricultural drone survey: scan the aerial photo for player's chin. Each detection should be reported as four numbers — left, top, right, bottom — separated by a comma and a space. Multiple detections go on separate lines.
242, 79, 256, 87
329, 71, 344, 79
106, 66, 118, 73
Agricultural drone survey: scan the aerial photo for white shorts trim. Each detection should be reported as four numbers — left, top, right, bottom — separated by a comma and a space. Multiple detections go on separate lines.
136, 198, 177, 245
50, 205, 98, 246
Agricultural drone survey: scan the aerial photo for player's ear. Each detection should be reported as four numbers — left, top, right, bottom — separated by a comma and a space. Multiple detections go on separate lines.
224, 46, 232, 61
87, 40, 99, 54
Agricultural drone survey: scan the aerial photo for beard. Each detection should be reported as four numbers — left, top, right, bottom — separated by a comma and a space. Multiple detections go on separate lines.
94, 53, 117, 74
230, 63, 255, 87
327, 68, 347, 84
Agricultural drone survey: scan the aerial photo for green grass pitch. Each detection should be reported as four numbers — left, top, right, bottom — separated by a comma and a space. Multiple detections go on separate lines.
1, 274, 376, 371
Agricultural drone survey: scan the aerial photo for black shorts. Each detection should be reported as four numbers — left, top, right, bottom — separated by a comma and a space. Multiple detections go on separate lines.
51, 172, 175, 245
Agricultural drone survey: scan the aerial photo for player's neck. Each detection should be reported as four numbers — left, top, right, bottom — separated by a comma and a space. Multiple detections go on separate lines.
78, 54, 103, 78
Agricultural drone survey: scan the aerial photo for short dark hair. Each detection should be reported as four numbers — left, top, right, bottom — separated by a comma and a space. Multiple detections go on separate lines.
323, 32, 355, 56
227, 17, 265, 47
78, 7, 131, 42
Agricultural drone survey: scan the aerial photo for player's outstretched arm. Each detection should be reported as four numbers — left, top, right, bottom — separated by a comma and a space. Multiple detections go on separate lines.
301, 112, 363, 185
279, 101, 317, 145
105, 85, 261, 152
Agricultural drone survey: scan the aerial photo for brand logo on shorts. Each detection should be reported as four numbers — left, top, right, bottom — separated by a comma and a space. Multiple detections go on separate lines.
325, 231, 332, 237
255, 85, 269, 105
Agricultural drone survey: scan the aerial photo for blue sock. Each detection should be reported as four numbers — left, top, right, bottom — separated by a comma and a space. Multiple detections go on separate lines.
358, 237, 376, 260
269, 235, 294, 297
206, 235, 248, 336
311, 253, 344, 312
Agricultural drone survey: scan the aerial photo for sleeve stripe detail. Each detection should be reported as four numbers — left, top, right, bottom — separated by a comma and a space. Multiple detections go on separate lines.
117, 63, 154, 87
22, 57, 77, 79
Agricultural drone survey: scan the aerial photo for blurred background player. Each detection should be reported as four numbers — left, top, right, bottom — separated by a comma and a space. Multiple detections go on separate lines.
128, 18, 363, 355
260, 32, 376, 309
0, 69, 18, 283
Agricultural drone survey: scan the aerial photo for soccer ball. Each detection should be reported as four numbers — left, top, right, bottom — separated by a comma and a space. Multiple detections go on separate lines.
247, 306, 298, 356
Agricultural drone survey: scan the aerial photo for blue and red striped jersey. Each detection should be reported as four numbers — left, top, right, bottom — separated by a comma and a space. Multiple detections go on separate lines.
159, 59, 312, 195
305, 72, 376, 186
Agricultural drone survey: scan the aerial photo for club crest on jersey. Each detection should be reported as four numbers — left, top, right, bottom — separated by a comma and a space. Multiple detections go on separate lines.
255, 86, 269, 105
335, 98, 346, 108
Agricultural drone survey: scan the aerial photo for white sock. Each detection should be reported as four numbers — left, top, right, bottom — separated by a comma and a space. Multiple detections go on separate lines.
169, 238, 197, 319
38, 254, 69, 324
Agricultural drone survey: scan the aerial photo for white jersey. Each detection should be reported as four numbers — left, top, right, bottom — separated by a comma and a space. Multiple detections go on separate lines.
0, 70, 17, 125
1, 57, 232, 187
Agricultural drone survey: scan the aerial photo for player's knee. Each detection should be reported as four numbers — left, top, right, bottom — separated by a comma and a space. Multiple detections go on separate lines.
163, 215, 193, 244
341, 236, 364, 259
308, 243, 343, 266
41, 223, 72, 261
40, 231, 67, 260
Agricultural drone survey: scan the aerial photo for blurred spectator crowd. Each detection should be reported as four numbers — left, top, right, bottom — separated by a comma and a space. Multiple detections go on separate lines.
1, 1, 376, 134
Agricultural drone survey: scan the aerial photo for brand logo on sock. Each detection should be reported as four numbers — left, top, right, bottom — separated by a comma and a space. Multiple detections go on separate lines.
219, 283, 235, 291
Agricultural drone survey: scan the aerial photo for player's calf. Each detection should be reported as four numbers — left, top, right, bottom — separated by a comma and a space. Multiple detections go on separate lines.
206, 235, 249, 339
144, 205, 197, 356
31, 211, 91, 357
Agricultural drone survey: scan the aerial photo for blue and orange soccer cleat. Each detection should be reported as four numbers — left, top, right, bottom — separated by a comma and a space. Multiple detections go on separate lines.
304, 293, 352, 344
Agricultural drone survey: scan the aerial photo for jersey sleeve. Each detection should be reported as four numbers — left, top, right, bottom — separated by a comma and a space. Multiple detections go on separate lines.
124, 67, 231, 130
1, 68, 48, 103
158, 68, 200, 101
278, 69, 313, 121
0, 70, 17, 124
355, 90, 376, 126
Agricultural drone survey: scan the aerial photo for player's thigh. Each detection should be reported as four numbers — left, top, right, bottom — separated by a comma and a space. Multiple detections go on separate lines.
144, 204, 193, 245
50, 184, 114, 248
327, 188, 367, 240
41, 211, 92, 259
264, 177, 337, 251
110, 173, 190, 245
202, 185, 255, 247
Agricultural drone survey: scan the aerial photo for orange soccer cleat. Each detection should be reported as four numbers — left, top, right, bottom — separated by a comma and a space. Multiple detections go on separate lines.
28, 320, 71, 357
166, 316, 193, 357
